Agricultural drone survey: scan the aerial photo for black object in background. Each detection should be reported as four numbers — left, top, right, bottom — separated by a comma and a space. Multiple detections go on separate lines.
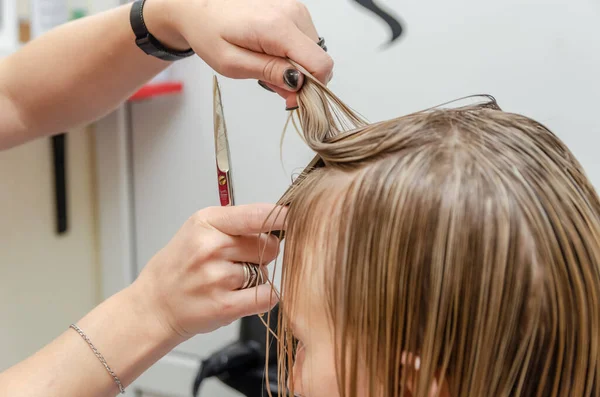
192, 304, 285, 397
51, 133, 68, 234
352, 0, 404, 45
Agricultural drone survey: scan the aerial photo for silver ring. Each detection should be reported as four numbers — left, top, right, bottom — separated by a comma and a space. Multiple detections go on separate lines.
239, 263, 265, 290
317, 37, 327, 52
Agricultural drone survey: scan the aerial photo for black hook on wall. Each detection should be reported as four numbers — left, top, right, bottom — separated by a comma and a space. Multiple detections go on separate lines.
352, 0, 405, 46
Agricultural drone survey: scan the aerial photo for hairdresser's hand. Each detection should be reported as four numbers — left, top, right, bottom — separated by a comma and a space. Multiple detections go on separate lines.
130, 204, 284, 341
144, 0, 333, 108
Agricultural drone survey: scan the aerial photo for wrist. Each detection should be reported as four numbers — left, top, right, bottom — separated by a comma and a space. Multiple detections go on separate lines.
76, 285, 183, 387
122, 283, 186, 349
140, 0, 190, 52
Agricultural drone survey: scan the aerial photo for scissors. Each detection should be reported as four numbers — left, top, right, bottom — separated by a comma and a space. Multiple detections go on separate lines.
213, 76, 235, 207
212, 76, 324, 231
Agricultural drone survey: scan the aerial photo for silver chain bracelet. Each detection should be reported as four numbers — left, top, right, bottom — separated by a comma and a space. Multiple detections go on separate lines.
69, 324, 126, 394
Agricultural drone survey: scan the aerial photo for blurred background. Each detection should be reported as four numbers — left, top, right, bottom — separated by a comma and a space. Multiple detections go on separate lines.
1, 0, 599, 396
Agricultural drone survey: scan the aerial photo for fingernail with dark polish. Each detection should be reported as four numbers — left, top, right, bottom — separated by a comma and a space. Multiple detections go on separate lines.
258, 80, 275, 93
283, 69, 300, 89
286, 106, 299, 111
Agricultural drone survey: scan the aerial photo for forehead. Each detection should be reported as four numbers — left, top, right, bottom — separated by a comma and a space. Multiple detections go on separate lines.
282, 213, 329, 319
281, 171, 351, 326
281, 243, 329, 338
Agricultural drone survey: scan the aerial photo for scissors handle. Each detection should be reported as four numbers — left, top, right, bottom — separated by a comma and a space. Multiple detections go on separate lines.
217, 167, 234, 206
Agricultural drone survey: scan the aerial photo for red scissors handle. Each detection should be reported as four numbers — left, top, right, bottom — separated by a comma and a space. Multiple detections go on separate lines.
217, 167, 233, 206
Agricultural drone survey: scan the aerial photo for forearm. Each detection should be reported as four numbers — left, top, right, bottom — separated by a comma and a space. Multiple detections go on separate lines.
0, 285, 182, 397
0, 0, 184, 150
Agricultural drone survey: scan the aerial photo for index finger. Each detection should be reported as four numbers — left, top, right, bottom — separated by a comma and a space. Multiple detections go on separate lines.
205, 203, 288, 236
283, 26, 334, 84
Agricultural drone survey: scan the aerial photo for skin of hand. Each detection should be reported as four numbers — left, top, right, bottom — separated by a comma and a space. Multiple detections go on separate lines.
131, 203, 286, 340
143, 0, 334, 108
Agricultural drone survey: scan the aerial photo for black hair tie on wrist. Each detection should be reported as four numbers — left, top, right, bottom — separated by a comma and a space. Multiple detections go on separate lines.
130, 0, 195, 61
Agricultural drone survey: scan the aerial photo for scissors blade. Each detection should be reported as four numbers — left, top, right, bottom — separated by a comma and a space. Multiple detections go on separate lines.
213, 76, 231, 172
213, 76, 234, 206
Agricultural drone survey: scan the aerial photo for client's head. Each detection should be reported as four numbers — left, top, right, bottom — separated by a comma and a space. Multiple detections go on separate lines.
270, 73, 600, 397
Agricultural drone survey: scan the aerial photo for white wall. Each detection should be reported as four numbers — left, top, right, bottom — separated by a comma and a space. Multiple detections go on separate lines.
0, 127, 99, 371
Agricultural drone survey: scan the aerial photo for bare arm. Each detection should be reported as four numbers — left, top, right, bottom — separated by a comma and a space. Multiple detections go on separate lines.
0, 1, 180, 150
0, 0, 333, 151
0, 286, 179, 397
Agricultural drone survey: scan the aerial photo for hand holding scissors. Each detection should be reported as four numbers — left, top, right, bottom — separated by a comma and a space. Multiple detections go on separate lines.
128, 84, 285, 340
213, 76, 279, 290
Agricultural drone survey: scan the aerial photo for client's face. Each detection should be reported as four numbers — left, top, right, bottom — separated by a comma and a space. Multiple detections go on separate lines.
283, 181, 371, 397
287, 261, 342, 397
281, 194, 450, 397
285, 258, 449, 397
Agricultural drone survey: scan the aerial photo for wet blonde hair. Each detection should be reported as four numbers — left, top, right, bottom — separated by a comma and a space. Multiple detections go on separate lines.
268, 67, 600, 397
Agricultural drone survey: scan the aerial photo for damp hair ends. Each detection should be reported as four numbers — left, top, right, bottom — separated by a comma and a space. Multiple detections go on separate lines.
266, 63, 600, 397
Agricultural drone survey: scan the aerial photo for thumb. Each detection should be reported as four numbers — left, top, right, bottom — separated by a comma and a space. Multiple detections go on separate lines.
219, 45, 304, 92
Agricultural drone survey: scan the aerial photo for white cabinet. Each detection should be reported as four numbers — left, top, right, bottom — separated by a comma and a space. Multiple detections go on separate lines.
95, 0, 600, 395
